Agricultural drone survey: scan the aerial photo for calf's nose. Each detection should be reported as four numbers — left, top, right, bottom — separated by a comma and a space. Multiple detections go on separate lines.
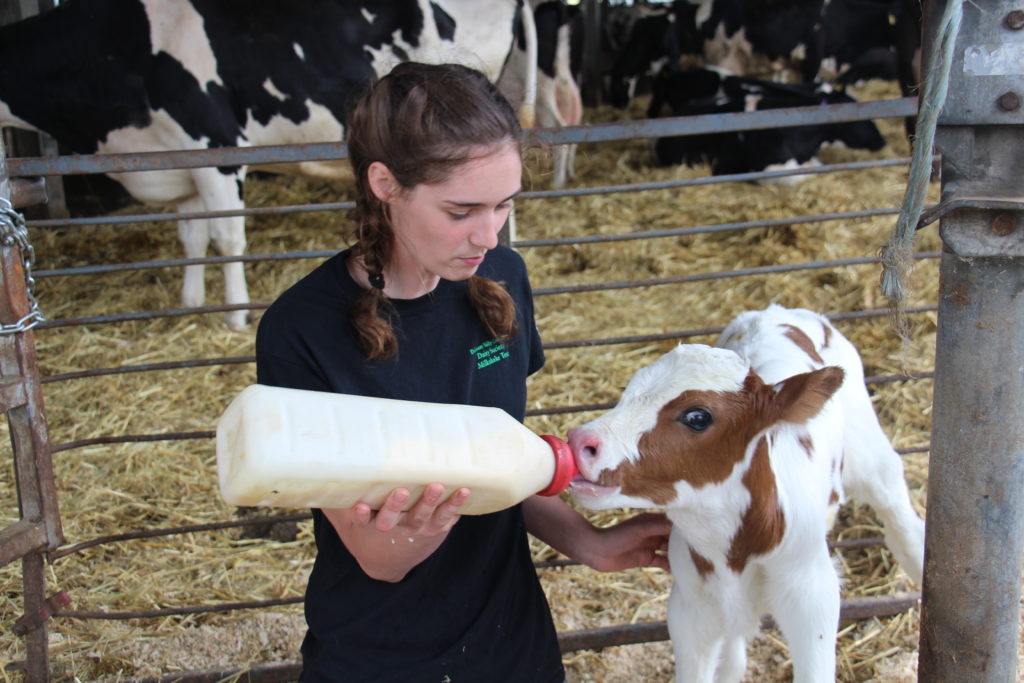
567, 427, 602, 463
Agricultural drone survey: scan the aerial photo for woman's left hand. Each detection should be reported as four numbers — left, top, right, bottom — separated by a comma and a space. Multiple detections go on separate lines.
523, 497, 671, 574
585, 512, 672, 573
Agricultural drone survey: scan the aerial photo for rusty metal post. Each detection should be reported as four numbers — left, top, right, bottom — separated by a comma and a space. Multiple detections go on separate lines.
0, 127, 63, 683
917, 0, 1024, 680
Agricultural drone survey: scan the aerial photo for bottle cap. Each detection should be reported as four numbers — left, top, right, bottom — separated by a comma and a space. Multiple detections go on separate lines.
536, 434, 578, 496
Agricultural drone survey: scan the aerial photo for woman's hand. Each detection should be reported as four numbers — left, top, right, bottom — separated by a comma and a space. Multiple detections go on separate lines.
523, 496, 671, 573
352, 483, 469, 536
583, 511, 672, 573
325, 483, 470, 582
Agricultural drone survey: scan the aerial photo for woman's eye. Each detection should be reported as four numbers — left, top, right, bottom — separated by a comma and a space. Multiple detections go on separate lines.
448, 211, 470, 220
677, 408, 713, 432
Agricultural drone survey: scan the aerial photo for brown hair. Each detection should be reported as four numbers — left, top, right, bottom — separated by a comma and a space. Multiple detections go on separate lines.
345, 62, 524, 360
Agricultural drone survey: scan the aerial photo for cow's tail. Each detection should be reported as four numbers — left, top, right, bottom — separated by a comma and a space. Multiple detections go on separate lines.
517, 0, 537, 129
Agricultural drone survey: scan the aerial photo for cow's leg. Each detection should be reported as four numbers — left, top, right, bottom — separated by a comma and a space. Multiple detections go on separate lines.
764, 550, 839, 683
668, 590, 724, 683
714, 635, 748, 683
840, 404, 925, 585
190, 166, 250, 331
177, 194, 210, 313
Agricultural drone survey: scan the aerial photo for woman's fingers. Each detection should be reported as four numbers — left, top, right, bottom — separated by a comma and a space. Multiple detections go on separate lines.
432, 487, 470, 533
373, 488, 410, 531
362, 485, 470, 535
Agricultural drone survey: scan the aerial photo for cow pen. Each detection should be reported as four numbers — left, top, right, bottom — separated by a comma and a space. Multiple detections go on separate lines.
2, 1, 1022, 682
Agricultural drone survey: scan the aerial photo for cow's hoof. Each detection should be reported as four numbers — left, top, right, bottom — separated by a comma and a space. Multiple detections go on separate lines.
224, 310, 250, 332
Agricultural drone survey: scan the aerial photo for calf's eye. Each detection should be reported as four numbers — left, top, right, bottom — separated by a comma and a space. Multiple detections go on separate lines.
677, 408, 713, 431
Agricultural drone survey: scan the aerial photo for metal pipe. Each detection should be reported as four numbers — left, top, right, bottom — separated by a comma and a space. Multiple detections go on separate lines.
919, 251, 1024, 680
916, 0, 1024, 678
6, 99, 918, 178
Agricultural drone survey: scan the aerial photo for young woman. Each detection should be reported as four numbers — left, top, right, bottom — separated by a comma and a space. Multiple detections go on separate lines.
256, 61, 671, 682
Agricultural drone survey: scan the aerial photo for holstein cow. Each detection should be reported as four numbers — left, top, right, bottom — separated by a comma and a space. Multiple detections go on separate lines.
0, 0, 541, 331
498, 0, 584, 189
567, 304, 925, 682
648, 68, 886, 183
601, 1, 700, 109
687, 0, 921, 89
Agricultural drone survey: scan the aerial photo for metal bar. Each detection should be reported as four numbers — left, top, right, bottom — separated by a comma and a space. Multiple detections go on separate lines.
29, 253, 939, 332
42, 355, 255, 384
521, 157, 917, 201
0, 519, 47, 567
919, 251, 1024, 680
34, 251, 337, 279
31, 207, 903, 281
916, 0, 1024, 678
533, 252, 941, 296
49, 512, 311, 561
27, 201, 354, 230
526, 98, 920, 146
36, 306, 937, 387
35, 303, 269, 330
516, 207, 904, 248
6, 99, 918, 178
51, 430, 213, 453
21, 157, 914, 230
46, 374, 931, 453
57, 596, 304, 621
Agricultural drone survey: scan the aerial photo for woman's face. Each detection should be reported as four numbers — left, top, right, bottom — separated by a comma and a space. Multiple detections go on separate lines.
371, 142, 522, 297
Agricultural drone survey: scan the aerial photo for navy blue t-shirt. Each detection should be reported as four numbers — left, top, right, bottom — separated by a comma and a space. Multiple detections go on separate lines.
255, 246, 564, 682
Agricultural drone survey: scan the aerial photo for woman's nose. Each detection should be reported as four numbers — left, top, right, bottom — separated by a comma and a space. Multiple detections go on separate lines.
470, 213, 502, 249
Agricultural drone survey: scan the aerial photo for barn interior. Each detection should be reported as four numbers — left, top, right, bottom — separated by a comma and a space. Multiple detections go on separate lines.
3, 0, 1014, 681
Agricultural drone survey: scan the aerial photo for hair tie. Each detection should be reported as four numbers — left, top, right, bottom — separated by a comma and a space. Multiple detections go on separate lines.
368, 273, 385, 290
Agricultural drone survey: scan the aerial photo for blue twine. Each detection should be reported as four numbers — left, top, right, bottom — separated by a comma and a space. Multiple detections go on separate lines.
880, 0, 965, 325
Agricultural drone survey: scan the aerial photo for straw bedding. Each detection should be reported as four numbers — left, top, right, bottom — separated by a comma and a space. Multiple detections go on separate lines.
0, 79, 972, 681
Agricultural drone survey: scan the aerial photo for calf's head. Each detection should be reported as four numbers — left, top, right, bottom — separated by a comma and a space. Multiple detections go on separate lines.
568, 344, 844, 510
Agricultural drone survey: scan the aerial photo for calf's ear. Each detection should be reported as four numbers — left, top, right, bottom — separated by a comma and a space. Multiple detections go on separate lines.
771, 366, 845, 425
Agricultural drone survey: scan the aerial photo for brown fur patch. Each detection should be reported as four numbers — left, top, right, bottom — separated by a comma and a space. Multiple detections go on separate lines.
782, 324, 824, 365
821, 321, 833, 348
616, 374, 776, 505
689, 546, 715, 578
829, 490, 840, 505
727, 437, 786, 573
771, 366, 845, 425
798, 434, 814, 459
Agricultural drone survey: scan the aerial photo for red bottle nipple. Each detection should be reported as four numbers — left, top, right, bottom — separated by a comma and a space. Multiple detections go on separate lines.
536, 434, 579, 497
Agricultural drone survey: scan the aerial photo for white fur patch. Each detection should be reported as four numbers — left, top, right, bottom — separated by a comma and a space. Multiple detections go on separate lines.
141, 0, 222, 90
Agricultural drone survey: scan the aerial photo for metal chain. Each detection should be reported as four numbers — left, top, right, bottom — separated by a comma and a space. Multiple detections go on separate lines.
0, 197, 45, 334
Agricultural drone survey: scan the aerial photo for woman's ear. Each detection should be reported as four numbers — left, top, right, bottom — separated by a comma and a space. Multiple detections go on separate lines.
367, 161, 398, 202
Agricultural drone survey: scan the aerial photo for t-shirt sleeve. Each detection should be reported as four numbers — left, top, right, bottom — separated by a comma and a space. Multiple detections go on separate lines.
254, 298, 333, 393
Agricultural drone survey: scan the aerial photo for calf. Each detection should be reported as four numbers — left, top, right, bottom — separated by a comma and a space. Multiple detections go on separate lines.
568, 304, 925, 682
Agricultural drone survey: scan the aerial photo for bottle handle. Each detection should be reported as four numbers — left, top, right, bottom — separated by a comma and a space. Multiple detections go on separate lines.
536, 434, 578, 497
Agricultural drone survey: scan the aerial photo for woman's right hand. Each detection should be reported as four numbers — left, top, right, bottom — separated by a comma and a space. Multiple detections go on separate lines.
353, 483, 470, 537
325, 483, 470, 582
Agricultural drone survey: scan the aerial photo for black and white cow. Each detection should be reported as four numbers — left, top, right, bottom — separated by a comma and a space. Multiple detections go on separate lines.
604, 0, 920, 112
0, 0, 543, 331
498, 0, 584, 188
650, 68, 886, 183
602, 1, 700, 109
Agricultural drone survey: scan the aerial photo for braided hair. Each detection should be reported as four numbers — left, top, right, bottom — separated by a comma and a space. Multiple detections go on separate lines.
345, 62, 525, 360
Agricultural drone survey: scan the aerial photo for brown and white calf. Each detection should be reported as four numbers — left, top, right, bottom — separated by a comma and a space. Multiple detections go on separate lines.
567, 304, 925, 683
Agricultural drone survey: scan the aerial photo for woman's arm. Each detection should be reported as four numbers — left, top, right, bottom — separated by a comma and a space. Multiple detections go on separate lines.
522, 495, 671, 572
324, 483, 469, 583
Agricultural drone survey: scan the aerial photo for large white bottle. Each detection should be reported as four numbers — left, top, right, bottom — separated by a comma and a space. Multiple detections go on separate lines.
216, 384, 577, 515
